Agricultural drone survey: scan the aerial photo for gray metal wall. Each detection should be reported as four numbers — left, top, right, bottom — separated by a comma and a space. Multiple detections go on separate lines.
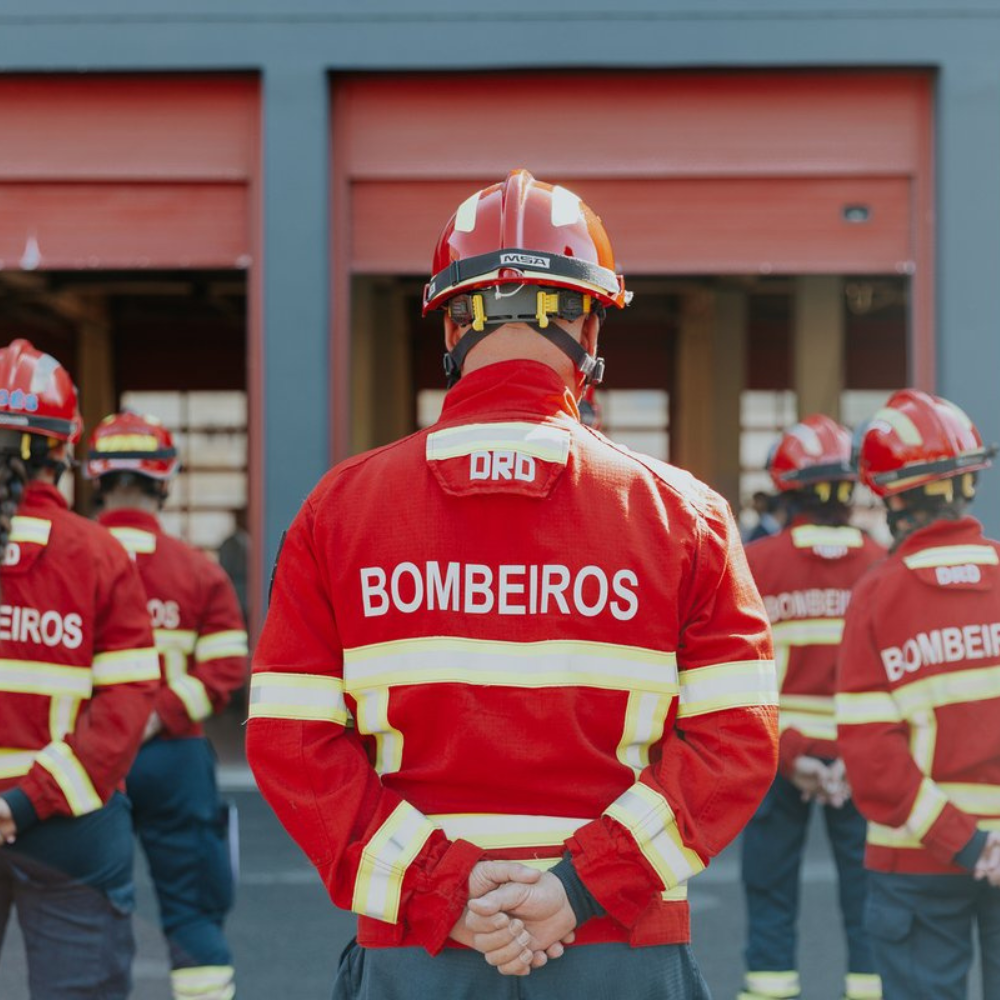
3, 1, 1000, 589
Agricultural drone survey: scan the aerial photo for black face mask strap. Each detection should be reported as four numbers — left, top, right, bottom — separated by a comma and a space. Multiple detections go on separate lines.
443, 326, 493, 388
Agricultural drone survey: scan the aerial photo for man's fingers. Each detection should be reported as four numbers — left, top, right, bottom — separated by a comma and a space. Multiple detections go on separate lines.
468, 882, 530, 916
544, 942, 564, 960
464, 909, 510, 934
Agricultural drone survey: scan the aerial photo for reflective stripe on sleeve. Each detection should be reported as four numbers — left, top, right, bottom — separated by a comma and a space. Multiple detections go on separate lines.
616, 691, 672, 774
426, 422, 571, 465
835, 691, 903, 726
248, 671, 348, 724
677, 659, 777, 718
35, 740, 103, 815
0, 748, 37, 778
91, 647, 161, 686
892, 665, 1000, 717
352, 801, 436, 923
344, 636, 678, 695
10, 516, 51, 547
0, 659, 92, 699
770, 618, 844, 646
604, 781, 704, 890
790, 525, 863, 549
779, 694, 836, 739
938, 782, 1000, 816
107, 526, 157, 555
903, 545, 999, 570
195, 630, 249, 663
170, 675, 214, 722
353, 688, 402, 774
428, 813, 589, 850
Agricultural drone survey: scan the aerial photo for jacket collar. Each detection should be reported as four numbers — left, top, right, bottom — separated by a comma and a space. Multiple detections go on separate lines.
97, 508, 161, 534
21, 481, 69, 512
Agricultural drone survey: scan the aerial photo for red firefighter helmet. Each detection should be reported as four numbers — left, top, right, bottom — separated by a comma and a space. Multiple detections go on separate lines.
422, 169, 630, 315
0, 339, 82, 445
767, 414, 855, 492
86, 411, 179, 481
856, 388, 994, 498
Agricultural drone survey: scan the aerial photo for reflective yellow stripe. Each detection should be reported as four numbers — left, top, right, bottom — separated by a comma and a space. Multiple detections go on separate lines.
909, 709, 937, 775
426, 422, 571, 465
170, 964, 236, 1000
92, 647, 160, 686
774, 644, 791, 690
10, 516, 51, 547
0, 748, 37, 778
780, 693, 836, 738
770, 618, 844, 646
429, 813, 589, 850
791, 525, 863, 549
195, 630, 249, 663
354, 687, 402, 775
248, 671, 348, 724
835, 691, 903, 725
48, 695, 81, 742
781, 693, 835, 713
352, 801, 436, 923
892, 664, 1000, 717
874, 406, 922, 446
35, 740, 102, 815
0, 659, 92, 699
845, 972, 883, 1000
677, 659, 777, 718
155, 629, 198, 654
939, 782, 1000, 815
604, 782, 704, 890
616, 690, 671, 774
169, 675, 213, 722
107, 526, 157, 555
741, 969, 801, 999
870, 816, 1000, 848
343, 636, 678, 695
903, 545, 999, 570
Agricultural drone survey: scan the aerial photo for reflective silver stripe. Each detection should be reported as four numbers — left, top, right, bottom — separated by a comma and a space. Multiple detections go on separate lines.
195, 630, 249, 663
170, 675, 213, 722
790, 525, 863, 550
677, 659, 777, 718
426, 422, 571, 465
352, 802, 436, 923
604, 782, 704, 890
9, 516, 51, 547
835, 691, 903, 725
248, 672, 348, 724
770, 618, 844, 646
91, 647, 160, 686
170, 965, 236, 1000
780, 693, 836, 738
743, 970, 801, 998
35, 740, 102, 815
844, 973, 884, 1000
428, 813, 589, 850
344, 636, 678, 695
939, 782, 1000, 815
49, 695, 81, 742
0, 659, 92, 699
892, 665, 1000, 717
107, 526, 157, 555
353, 688, 402, 774
903, 545, 999, 570
155, 629, 198, 654
0, 748, 37, 778
616, 691, 672, 774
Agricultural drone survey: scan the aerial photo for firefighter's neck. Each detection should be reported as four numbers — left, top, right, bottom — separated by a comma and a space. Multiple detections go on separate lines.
444, 315, 598, 394
100, 487, 162, 515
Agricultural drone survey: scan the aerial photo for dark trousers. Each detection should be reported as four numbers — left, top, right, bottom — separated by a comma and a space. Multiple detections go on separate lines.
127, 736, 234, 971
332, 940, 713, 1000
741, 773, 876, 977
0, 793, 135, 999
866, 870, 1000, 1000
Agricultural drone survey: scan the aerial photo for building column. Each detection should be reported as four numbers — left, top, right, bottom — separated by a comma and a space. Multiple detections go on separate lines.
793, 276, 844, 421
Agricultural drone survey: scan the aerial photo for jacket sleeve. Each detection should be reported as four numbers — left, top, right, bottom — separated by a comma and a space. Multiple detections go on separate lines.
156, 560, 249, 734
245, 502, 483, 955
14, 536, 159, 828
836, 580, 979, 866
567, 497, 779, 936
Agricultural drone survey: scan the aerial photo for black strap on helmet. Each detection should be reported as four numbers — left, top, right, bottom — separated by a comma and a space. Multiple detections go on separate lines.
869, 445, 998, 488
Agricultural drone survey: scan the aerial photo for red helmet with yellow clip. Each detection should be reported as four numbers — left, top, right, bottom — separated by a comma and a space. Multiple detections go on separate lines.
86, 411, 179, 482
0, 339, 82, 448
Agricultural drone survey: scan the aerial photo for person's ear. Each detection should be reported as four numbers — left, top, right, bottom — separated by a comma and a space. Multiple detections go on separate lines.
581, 313, 601, 355
444, 314, 462, 352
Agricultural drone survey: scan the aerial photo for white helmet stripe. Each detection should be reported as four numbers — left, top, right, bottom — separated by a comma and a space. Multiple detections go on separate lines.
454, 193, 480, 234
551, 186, 582, 227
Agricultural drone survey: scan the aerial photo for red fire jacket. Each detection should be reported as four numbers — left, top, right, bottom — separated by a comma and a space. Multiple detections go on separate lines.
746, 519, 885, 777
247, 360, 778, 954
0, 482, 159, 830
98, 509, 249, 738
837, 516, 1000, 874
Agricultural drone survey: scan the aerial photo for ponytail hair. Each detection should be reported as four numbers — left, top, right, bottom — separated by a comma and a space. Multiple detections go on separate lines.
0, 451, 27, 571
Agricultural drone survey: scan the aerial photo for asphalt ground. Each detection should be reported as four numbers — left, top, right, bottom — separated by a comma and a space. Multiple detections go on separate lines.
0, 774, 988, 1000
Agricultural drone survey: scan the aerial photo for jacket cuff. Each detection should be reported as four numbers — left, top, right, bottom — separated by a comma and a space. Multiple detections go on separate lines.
2, 788, 39, 835
953, 828, 988, 871
550, 853, 605, 926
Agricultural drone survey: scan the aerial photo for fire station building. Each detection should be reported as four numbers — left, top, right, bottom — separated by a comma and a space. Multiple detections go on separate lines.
1, 3, 998, 629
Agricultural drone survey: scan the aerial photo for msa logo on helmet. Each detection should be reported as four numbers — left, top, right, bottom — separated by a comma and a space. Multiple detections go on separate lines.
470, 450, 536, 483
0, 389, 39, 412
499, 253, 550, 269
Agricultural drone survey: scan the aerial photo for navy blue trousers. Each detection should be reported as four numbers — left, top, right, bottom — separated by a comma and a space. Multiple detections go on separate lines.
127, 736, 234, 970
0, 792, 135, 999
741, 773, 876, 976
866, 870, 1000, 1000
332, 940, 713, 999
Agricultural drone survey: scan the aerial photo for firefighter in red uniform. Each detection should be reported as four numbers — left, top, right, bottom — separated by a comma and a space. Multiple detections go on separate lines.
837, 389, 1000, 1000
739, 415, 885, 1000
246, 169, 779, 998
0, 340, 159, 999
86, 410, 249, 1000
